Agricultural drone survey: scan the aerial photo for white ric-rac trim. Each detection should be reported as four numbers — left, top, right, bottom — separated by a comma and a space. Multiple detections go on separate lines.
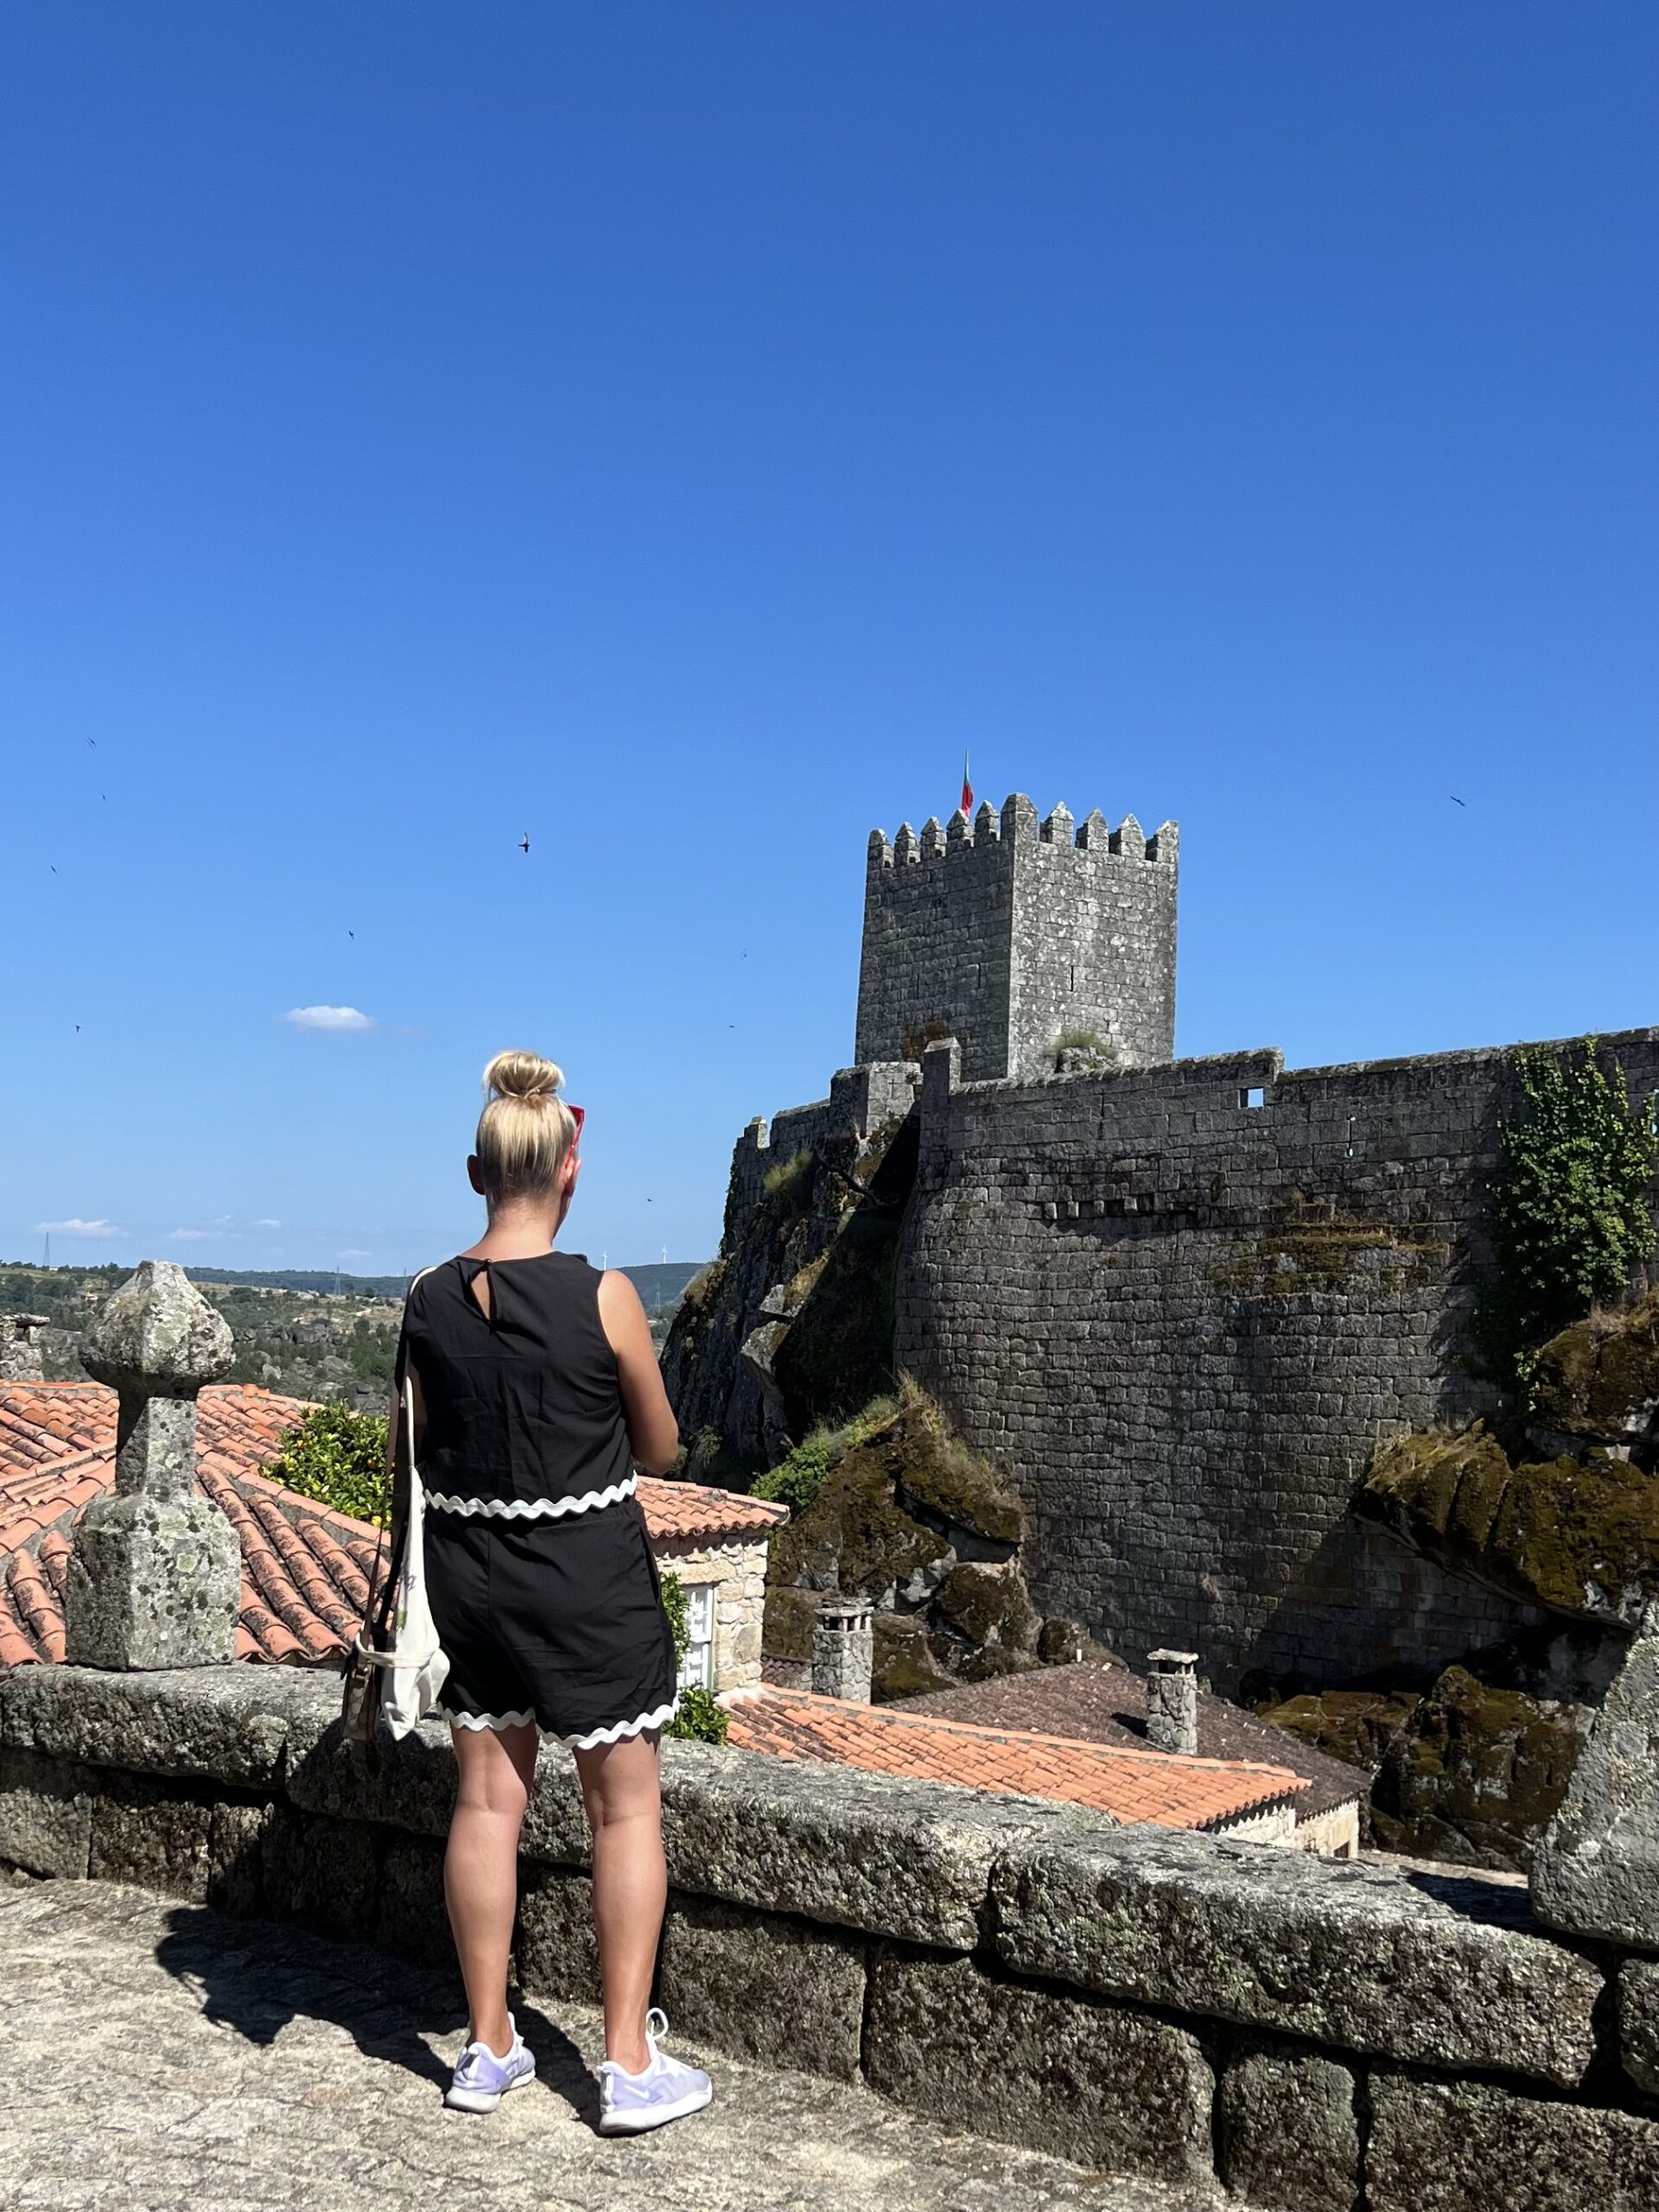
442, 1706, 536, 1732
562, 1697, 678, 1751
423, 1474, 637, 1519
439, 1695, 679, 1746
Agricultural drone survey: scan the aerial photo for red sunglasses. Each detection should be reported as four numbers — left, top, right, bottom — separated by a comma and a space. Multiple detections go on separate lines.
568, 1104, 586, 1146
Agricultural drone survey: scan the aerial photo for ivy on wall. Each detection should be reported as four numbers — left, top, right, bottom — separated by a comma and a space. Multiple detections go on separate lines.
1477, 1040, 1657, 1408
658, 1567, 730, 1745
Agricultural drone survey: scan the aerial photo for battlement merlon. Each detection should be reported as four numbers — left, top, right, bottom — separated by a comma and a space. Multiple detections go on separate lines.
866, 795, 1178, 868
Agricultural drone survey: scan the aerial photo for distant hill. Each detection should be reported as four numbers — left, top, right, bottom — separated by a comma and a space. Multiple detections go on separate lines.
618, 1262, 705, 1314
181, 1259, 707, 1310
182, 1267, 407, 1297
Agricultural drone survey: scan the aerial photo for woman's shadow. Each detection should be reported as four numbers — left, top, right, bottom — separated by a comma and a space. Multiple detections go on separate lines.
155, 1904, 598, 2123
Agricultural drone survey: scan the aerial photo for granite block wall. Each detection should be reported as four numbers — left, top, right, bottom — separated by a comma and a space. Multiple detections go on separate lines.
895, 1028, 1659, 1688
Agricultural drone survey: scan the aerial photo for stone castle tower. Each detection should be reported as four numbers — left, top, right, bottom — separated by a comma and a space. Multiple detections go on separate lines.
855, 793, 1179, 1082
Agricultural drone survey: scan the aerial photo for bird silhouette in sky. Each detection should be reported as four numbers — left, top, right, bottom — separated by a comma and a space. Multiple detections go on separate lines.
348, 930, 355, 940
519, 833, 531, 855
1450, 796, 1465, 807
86, 739, 95, 749
49, 866, 57, 875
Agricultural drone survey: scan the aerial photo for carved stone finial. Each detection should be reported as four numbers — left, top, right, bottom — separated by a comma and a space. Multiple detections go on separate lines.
64, 1262, 241, 1669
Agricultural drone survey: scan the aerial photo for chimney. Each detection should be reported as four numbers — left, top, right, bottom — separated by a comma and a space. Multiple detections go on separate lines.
0, 1314, 50, 1383
812, 1596, 874, 1703
1146, 1649, 1199, 1756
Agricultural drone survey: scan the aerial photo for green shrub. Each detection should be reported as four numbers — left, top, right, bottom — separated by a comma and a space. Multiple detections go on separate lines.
1477, 1041, 1658, 1406
761, 1148, 816, 1205
658, 1568, 729, 1745
751, 1394, 898, 1516
263, 1403, 391, 1526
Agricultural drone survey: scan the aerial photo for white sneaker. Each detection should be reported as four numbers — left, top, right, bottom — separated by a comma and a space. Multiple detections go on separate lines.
445, 2013, 537, 2113
596, 2009, 714, 2135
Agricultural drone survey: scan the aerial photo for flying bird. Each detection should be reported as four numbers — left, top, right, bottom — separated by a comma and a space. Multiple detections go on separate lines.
1450, 796, 1465, 807
519, 833, 531, 855
348, 930, 355, 939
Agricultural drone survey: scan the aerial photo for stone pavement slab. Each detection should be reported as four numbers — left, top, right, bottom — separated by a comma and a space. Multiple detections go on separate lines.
0, 1877, 1220, 2212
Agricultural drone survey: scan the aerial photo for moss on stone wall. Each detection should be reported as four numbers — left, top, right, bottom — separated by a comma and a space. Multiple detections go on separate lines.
1361, 1422, 1659, 1629
1531, 1288, 1659, 1450
1368, 1667, 1592, 1873
1208, 1200, 1446, 1300
1256, 1688, 1423, 1777
761, 1382, 1047, 1699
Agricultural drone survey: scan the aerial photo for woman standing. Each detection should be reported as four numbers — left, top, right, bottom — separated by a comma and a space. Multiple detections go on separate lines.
397, 1050, 711, 2134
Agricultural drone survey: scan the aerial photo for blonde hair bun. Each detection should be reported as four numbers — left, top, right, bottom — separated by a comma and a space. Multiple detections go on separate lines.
475, 1050, 576, 1197
483, 1049, 564, 1103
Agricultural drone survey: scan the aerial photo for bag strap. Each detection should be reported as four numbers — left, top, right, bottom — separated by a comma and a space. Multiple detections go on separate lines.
353, 1265, 435, 1661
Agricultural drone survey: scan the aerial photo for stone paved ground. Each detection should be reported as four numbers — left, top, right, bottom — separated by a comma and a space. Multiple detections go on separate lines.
0, 1878, 1221, 2212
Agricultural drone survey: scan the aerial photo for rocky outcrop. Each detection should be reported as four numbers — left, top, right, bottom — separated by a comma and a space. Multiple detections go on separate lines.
1368, 1668, 1592, 1873
662, 1114, 918, 1483
760, 1387, 1053, 1699
1529, 1287, 1659, 1464
1357, 1423, 1659, 1629
1260, 1669, 1593, 1873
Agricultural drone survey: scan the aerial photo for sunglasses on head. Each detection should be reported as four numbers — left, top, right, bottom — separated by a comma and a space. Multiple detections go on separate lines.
568, 1104, 585, 1145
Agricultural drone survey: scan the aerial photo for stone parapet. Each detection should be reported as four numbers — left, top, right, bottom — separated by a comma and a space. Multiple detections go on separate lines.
4, 1662, 1659, 2209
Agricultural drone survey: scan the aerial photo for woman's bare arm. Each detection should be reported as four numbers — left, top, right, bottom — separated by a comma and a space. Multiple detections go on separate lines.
597, 1270, 680, 1475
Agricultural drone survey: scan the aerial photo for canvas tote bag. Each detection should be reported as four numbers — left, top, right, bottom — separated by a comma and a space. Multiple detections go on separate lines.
341, 1320, 449, 1744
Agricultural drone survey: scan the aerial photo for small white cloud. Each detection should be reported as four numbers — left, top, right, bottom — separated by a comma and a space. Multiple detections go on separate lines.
169, 1229, 215, 1242
337, 1248, 372, 1260
255, 1217, 282, 1229
37, 1217, 121, 1237
284, 1005, 374, 1033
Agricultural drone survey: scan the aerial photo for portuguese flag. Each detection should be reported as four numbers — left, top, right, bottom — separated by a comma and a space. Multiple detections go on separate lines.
961, 751, 974, 818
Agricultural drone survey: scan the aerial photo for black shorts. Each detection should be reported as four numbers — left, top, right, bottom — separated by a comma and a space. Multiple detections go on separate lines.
424, 1495, 679, 1748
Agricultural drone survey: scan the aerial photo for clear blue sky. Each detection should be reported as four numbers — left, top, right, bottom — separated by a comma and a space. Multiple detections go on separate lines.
3, 4, 1656, 1280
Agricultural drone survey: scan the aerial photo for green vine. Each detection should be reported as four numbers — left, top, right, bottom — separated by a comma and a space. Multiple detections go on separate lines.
1476, 1040, 1657, 1408
658, 1568, 729, 1745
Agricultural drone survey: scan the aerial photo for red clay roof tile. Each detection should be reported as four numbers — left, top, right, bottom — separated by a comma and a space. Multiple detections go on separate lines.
723, 1688, 1309, 1830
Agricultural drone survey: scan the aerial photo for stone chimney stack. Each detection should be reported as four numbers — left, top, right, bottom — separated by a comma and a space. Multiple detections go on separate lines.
812, 1596, 874, 1703
1146, 1649, 1199, 1756
64, 1261, 241, 1670
0, 1314, 50, 1382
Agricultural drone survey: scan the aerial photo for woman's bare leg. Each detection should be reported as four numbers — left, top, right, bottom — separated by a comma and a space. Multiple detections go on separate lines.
446, 1720, 539, 2056
573, 1731, 666, 2073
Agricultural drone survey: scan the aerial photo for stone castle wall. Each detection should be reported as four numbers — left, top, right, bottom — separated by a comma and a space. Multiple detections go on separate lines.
854, 796, 1177, 1083
893, 1027, 1659, 1688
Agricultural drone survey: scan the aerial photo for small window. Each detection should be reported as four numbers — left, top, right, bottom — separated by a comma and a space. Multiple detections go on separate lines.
677, 1584, 715, 1691
1240, 1086, 1266, 1111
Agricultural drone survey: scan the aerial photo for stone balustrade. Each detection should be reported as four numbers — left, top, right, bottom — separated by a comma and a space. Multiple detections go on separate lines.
5, 1662, 1659, 2210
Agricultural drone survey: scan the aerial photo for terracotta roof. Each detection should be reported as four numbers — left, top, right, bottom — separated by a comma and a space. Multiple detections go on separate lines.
0, 1381, 786, 1672
636, 1478, 788, 1543
897, 1663, 1368, 1823
722, 1686, 1309, 1830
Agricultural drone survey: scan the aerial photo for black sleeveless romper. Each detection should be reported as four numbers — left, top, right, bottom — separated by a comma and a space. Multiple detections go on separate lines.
402, 1251, 677, 1745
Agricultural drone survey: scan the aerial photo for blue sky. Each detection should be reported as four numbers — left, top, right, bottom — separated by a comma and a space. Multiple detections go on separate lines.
3, 4, 1656, 1279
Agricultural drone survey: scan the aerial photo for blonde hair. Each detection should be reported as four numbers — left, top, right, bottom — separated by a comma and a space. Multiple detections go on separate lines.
474, 1050, 577, 1199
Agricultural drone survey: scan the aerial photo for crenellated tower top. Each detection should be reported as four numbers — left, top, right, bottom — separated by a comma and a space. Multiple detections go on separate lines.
855, 793, 1179, 1081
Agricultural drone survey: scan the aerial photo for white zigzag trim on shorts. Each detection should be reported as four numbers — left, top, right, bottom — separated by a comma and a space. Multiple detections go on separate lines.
423, 1474, 637, 1519
441, 1706, 537, 1732
438, 1695, 679, 1744
561, 1697, 679, 1751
